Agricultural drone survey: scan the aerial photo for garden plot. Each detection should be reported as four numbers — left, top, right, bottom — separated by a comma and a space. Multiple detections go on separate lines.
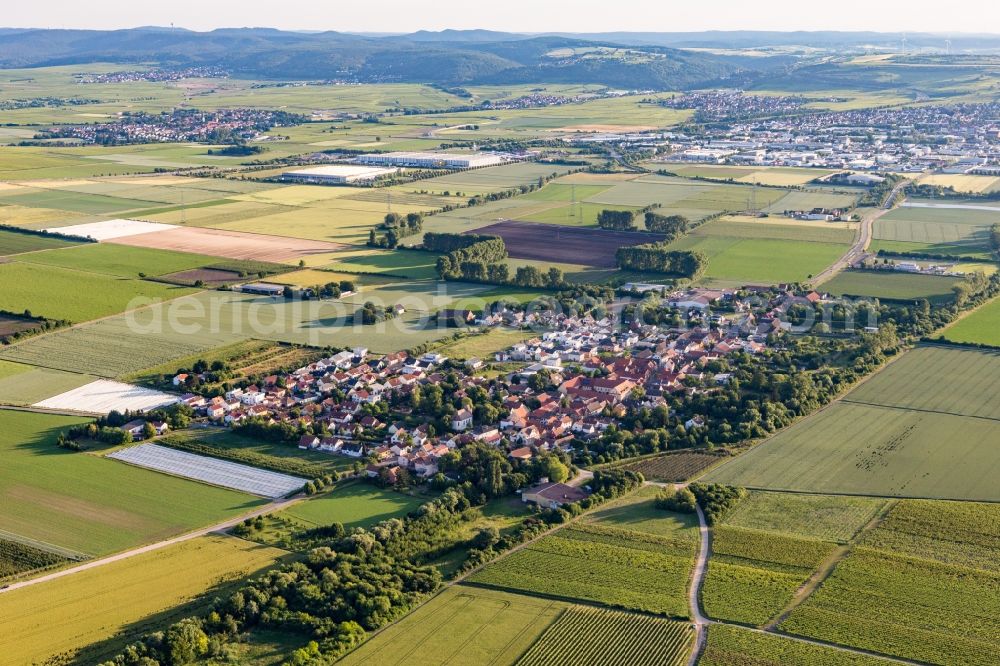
44, 219, 176, 241
108, 443, 305, 498
33, 379, 178, 414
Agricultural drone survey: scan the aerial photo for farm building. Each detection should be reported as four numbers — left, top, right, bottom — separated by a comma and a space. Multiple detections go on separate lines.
281, 164, 398, 184
521, 481, 589, 508
356, 151, 507, 169
234, 283, 286, 296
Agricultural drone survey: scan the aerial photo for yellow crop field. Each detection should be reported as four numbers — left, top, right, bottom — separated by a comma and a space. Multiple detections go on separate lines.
920, 174, 1000, 193
0, 535, 285, 666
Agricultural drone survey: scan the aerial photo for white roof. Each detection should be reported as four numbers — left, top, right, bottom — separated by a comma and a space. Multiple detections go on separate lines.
286, 164, 397, 178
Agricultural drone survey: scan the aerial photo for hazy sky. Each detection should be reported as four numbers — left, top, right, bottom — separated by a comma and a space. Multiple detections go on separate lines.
4, 0, 998, 34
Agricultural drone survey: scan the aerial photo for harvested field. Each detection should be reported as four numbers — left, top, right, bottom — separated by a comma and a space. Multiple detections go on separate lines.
33, 379, 178, 414
621, 452, 726, 482
108, 443, 306, 498
158, 267, 243, 286
470, 221, 663, 268
45, 219, 176, 241
108, 226, 344, 263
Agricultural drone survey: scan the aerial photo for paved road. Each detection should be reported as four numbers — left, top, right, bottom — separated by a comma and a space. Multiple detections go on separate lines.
0, 496, 300, 595
686, 503, 711, 666
676, 480, 925, 666
812, 179, 911, 287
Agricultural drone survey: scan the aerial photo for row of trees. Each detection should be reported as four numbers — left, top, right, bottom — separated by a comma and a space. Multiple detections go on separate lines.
616, 245, 707, 278
435, 236, 508, 280
368, 212, 424, 248
597, 209, 637, 231
644, 212, 690, 240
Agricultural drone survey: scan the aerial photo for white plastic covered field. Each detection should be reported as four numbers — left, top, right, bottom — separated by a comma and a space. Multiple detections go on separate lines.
33, 379, 178, 414
45, 219, 177, 241
108, 443, 306, 498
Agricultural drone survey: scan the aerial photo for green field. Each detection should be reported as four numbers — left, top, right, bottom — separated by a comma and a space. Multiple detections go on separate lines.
871, 204, 999, 258
12, 242, 220, 278
0, 410, 264, 556
780, 500, 1000, 665
707, 346, 1000, 500
470, 490, 698, 617
702, 525, 836, 626
724, 492, 888, 543
338, 586, 568, 666
0, 362, 94, 405
0, 261, 196, 322
0, 535, 285, 666
700, 491, 891, 627
0, 229, 81, 256
669, 235, 846, 284
823, 270, 963, 302
941, 295, 1000, 346
280, 482, 424, 529
0, 287, 471, 377
428, 328, 536, 360
516, 606, 693, 666
701, 624, 895, 666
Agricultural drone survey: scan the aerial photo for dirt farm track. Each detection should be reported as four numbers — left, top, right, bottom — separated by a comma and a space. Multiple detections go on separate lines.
470, 221, 664, 268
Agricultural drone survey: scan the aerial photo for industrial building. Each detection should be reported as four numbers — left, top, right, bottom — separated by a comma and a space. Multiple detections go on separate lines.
355, 151, 507, 169
282, 164, 398, 184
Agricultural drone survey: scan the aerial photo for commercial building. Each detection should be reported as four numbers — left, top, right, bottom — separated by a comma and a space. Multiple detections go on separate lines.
282, 164, 398, 184
356, 151, 507, 169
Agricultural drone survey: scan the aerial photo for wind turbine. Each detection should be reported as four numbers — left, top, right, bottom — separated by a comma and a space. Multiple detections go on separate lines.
945, 37, 953, 55
901, 33, 908, 56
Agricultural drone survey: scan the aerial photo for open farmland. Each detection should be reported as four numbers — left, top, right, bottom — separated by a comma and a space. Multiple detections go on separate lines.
823, 270, 963, 303
871, 203, 999, 258
0, 229, 81, 255
11, 242, 220, 278
108, 443, 306, 498
471, 490, 697, 617
668, 235, 846, 285
470, 220, 664, 267
702, 525, 836, 626
516, 606, 693, 666
619, 452, 727, 482
338, 586, 568, 666
0, 535, 285, 666
0, 261, 196, 323
707, 346, 1000, 500
941, 295, 1000, 345
107, 225, 345, 263
33, 379, 178, 414
779, 499, 1000, 665
0, 410, 263, 556
701, 624, 896, 666
724, 492, 888, 543
44, 218, 177, 240
0, 362, 94, 406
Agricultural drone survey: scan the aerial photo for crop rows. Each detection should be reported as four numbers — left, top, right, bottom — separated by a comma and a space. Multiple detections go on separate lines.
470, 526, 694, 617
517, 606, 693, 666
701, 526, 835, 626
701, 624, 893, 666
780, 547, 1000, 665
622, 452, 724, 482
0, 538, 68, 579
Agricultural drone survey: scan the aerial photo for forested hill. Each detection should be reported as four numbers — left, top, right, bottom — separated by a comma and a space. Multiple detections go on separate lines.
0, 27, 752, 88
